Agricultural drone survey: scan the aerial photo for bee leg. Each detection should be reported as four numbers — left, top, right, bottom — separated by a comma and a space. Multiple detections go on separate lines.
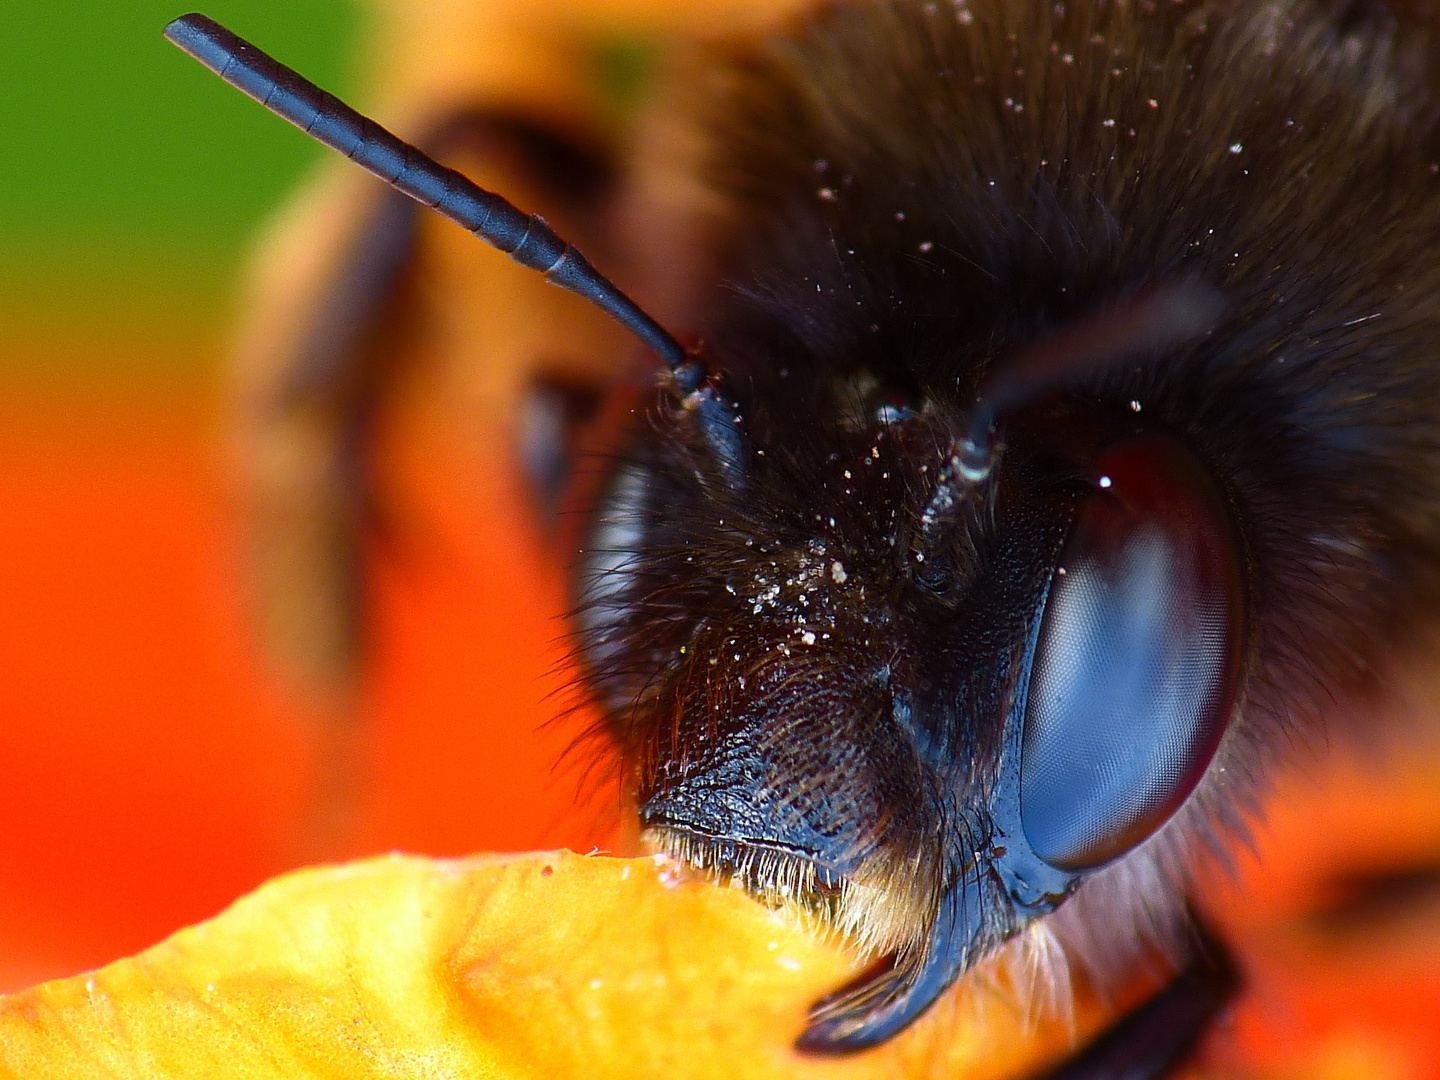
1027, 924, 1239, 1080
239, 108, 616, 856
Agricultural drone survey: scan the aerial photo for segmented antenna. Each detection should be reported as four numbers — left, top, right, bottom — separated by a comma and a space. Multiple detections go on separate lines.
954, 281, 1226, 480
164, 13, 691, 381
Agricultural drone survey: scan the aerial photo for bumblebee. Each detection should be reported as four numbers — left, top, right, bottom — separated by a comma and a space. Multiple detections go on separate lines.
170, 0, 1440, 1073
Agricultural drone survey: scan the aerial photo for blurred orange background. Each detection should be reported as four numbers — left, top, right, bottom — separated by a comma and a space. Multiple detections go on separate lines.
0, 0, 611, 994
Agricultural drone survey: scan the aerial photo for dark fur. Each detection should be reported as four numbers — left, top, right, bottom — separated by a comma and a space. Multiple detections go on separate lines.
574, 0, 1440, 1046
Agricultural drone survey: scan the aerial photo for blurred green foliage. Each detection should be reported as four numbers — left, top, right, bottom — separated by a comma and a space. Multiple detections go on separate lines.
0, 0, 360, 308
589, 35, 662, 129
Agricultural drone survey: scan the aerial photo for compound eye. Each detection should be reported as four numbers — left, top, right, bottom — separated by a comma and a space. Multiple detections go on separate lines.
575, 463, 652, 708
1020, 437, 1243, 871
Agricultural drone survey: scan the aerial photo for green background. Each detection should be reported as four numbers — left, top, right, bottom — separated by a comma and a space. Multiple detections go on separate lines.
0, 0, 362, 319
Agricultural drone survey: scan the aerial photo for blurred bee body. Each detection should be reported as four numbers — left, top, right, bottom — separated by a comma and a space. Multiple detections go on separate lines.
202, 0, 1440, 1073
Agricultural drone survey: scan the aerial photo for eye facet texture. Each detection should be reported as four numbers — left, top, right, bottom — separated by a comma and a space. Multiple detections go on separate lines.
1020, 437, 1242, 871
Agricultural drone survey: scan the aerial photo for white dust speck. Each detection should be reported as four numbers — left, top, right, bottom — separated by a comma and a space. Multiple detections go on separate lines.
1229, 142, 1243, 154
777, 956, 802, 971
1129, 400, 1142, 412
1102, 118, 1116, 128
831, 561, 848, 584
800, 630, 817, 646
1342, 312, 1382, 327
919, 241, 935, 252
1098, 475, 1113, 489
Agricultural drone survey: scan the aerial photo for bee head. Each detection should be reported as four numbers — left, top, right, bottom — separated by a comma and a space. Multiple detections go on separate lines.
576, 285, 1243, 1048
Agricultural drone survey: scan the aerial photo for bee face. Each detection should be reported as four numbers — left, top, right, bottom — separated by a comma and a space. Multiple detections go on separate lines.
584, 410, 1011, 960
578, 332, 1247, 1041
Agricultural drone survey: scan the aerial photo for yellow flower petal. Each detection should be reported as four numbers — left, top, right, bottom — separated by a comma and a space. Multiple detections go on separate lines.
0, 851, 1089, 1079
